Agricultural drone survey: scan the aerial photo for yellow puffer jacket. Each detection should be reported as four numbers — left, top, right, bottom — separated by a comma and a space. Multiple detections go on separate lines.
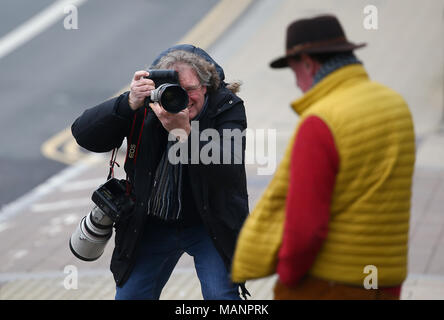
232, 64, 415, 286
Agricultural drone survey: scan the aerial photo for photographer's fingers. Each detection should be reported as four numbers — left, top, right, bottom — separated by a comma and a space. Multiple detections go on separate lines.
129, 71, 154, 110
133, 77, 155, 88
149, 102, 191, 140
149, 102, 165, 118
179, 107, 190, 118
133, 85, 153, 94
133, 70, 149, 81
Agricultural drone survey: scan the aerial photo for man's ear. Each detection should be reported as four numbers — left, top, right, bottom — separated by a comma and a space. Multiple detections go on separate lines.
300, 54, 312, 72
300, 53, 320, 76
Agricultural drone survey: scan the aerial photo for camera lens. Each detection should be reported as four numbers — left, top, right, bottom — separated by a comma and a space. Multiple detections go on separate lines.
69, 206, 113, 261
151, 84, 189, 113
160, 85, 189, 113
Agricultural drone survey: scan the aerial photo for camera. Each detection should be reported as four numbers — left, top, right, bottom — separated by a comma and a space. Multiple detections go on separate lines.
144, 69, 189, 113
69, 178, 134, 261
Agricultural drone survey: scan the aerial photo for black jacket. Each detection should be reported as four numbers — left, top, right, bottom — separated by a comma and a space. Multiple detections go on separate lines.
71, 85, 249, 287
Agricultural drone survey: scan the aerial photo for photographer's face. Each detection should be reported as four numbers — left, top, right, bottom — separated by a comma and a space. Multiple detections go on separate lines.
174, 64, 207, 120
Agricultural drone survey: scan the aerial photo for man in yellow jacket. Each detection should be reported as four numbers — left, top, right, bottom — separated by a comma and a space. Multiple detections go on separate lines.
232, 15, 415, 299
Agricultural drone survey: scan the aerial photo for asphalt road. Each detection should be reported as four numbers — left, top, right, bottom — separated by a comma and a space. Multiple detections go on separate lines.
0, 0, 218, 207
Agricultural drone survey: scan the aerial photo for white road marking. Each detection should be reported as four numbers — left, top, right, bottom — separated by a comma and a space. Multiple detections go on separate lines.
12, 250, 28, 260
0, 153, 104, 222
62, 213, 81, 225
39, 214, 81, 236
0, 0, 87, 60
31, 198, 91, 212
60, 178, 106, 192
0, 222, 11, 233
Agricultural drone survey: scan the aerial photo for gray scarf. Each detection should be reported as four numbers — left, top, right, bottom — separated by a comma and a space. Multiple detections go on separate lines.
147, 96, 209, 221
312, 52, 362, 86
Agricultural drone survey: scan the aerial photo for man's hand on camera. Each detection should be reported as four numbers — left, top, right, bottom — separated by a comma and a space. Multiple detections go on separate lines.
149, 102, 191, 142
128, 70, 155, 110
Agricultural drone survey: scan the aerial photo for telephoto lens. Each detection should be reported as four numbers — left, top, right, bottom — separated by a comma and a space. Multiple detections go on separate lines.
69, 206, 113, 261
70, 178, 134, 261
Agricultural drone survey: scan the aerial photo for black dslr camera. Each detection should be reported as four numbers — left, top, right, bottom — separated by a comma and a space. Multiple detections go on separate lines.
144, 69, 189, 113
91, 178, 134, 223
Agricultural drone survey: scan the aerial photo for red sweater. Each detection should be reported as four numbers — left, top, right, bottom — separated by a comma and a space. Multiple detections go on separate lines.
277, 115, 401, 297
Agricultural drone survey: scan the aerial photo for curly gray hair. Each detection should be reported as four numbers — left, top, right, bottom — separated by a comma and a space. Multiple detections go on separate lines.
152, 50, 241, 94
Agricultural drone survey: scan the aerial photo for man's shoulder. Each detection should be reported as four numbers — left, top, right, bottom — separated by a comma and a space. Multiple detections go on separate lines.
207, 86, 245, 119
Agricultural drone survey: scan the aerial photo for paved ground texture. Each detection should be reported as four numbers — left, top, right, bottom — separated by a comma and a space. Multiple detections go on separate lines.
0, 0, 443, 300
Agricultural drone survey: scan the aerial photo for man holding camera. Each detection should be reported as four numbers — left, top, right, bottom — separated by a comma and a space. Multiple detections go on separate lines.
71, 44, 249, 300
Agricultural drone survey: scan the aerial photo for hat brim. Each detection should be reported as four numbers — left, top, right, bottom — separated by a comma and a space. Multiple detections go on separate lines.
270, 42, 367, 69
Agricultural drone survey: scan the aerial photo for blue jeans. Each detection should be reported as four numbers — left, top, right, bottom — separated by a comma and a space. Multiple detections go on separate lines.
115, 222, 241, 300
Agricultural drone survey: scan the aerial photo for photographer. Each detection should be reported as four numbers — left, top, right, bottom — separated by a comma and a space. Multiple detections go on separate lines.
71, 44, 249, 300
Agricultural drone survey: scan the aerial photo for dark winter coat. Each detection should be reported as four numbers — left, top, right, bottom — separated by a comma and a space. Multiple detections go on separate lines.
71, 51, 249, 287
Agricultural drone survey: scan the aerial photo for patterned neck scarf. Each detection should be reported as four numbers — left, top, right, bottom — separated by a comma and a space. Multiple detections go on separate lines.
312, 52, 362, 86
147, 96, 209, 221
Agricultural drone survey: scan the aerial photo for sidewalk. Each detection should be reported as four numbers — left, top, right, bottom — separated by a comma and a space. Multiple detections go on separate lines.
0, 0, 443, 299
0, 152, 277, 300
1, 147, 444, 300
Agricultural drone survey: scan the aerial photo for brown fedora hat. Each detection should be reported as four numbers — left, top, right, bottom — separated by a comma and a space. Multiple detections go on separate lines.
270, 14, 366, 68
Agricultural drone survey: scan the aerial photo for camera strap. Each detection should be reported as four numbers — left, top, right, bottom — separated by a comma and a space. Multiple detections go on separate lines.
107, 107, 146, 195
106, 148, 119, 180
124, 108, 147, 166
